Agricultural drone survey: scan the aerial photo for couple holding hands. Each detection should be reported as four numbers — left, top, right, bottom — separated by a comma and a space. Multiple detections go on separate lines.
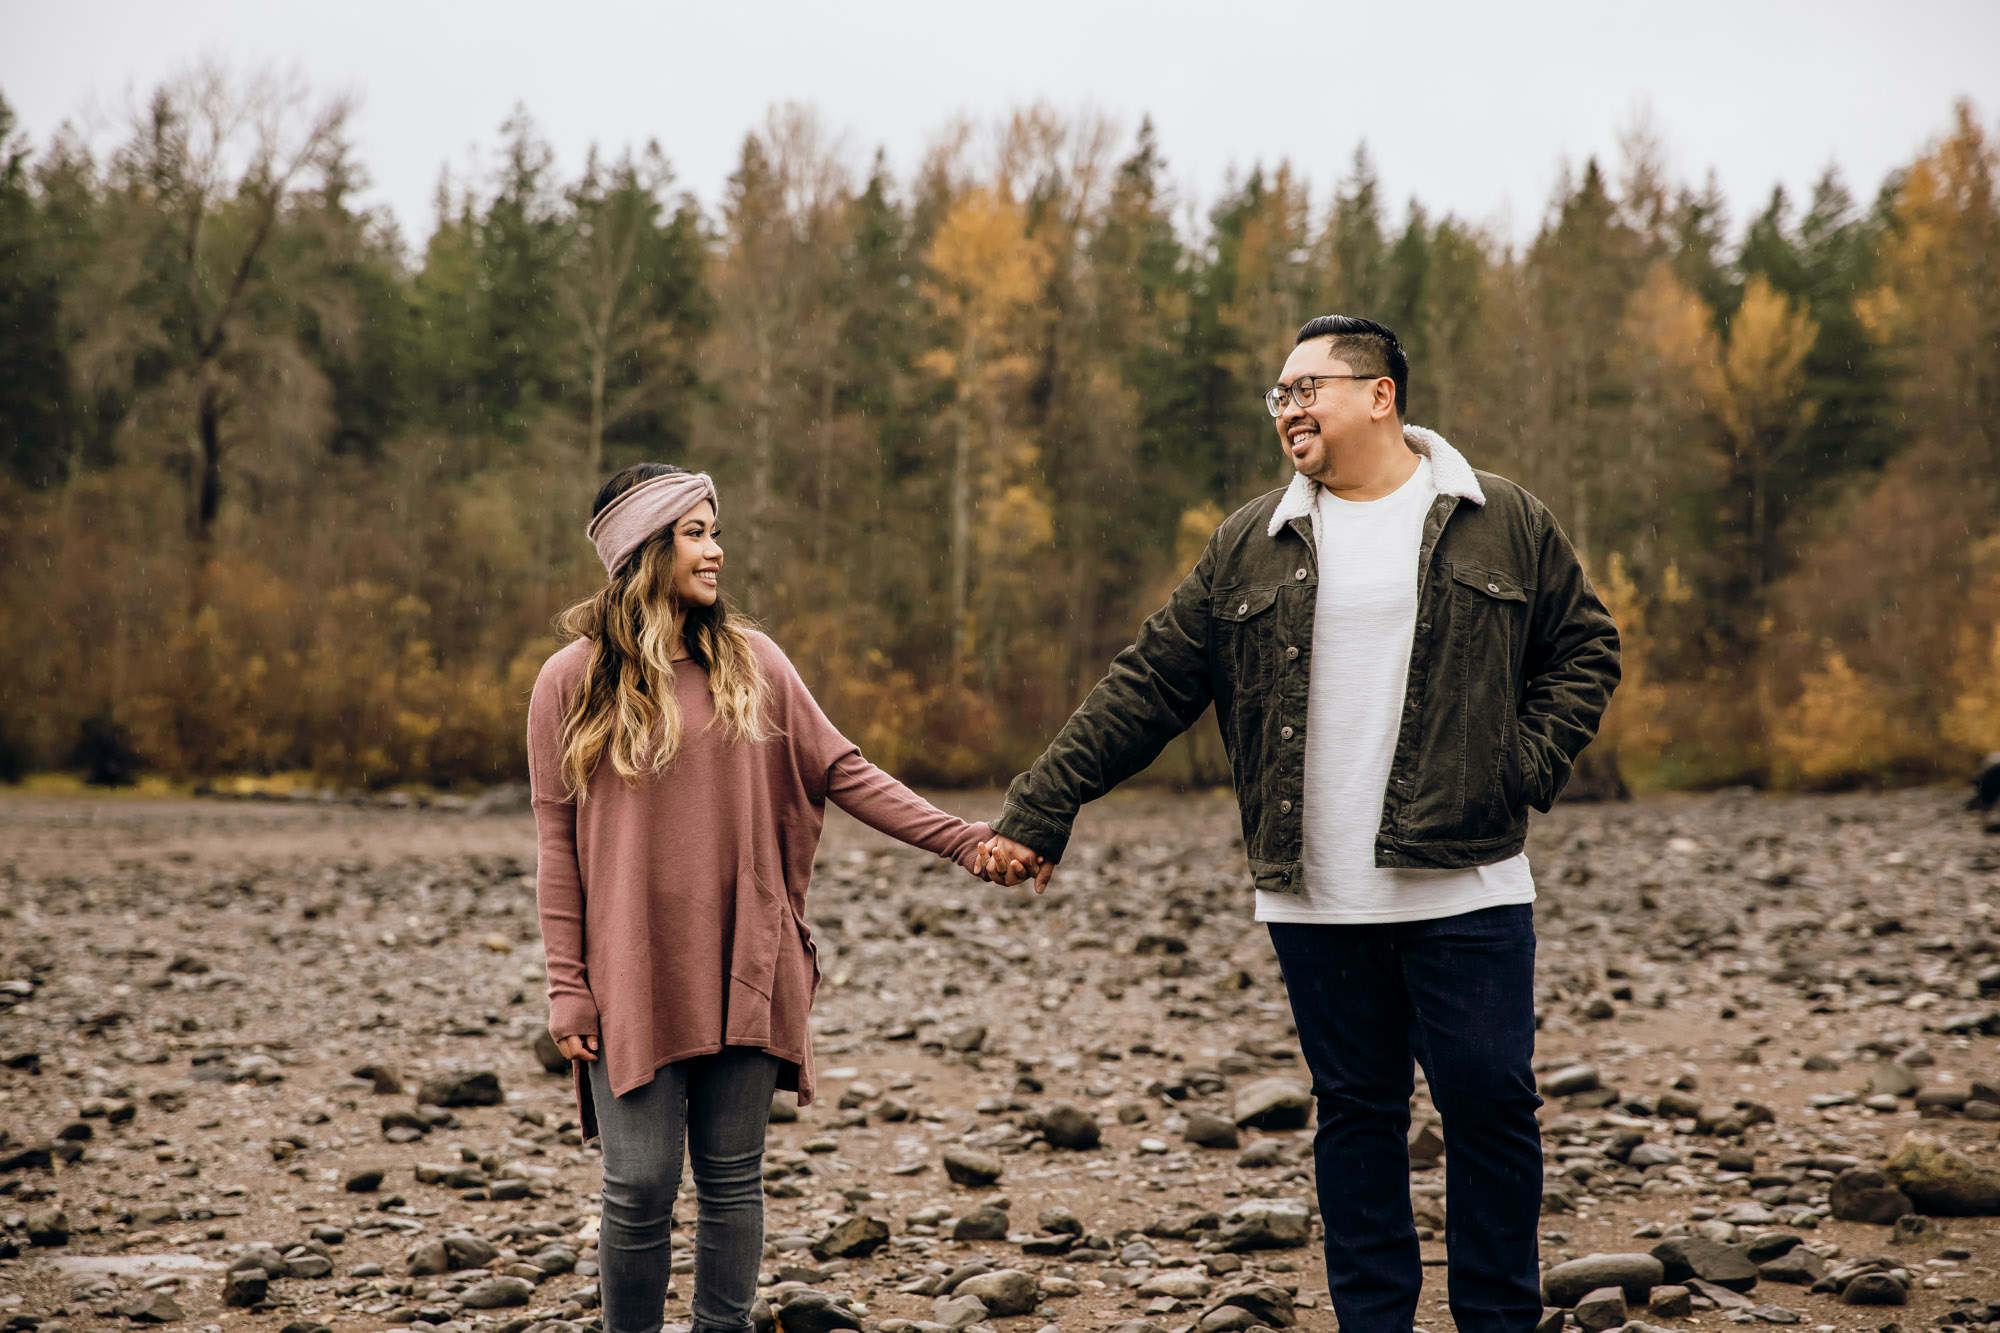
529, 314, 1620, 1333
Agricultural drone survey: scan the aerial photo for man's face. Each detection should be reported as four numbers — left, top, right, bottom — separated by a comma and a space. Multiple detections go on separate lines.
1272, 339, 1393, 482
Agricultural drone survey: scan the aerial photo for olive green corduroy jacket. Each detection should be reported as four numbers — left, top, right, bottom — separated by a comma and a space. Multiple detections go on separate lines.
991, 426, 1621, 896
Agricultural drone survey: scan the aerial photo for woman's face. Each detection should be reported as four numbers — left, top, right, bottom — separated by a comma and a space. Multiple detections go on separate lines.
669, 501, 723, 609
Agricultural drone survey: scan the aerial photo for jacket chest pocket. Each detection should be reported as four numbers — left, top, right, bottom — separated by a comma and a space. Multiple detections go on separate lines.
1448, 563, 1528, 650
1212, 585, 1285, 691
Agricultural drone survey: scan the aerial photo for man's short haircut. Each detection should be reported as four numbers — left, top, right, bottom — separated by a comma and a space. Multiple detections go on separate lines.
1294, 315, 1408, 418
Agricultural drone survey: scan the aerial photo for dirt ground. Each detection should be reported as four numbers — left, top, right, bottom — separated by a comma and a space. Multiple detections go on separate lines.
2, 785, 1998, 1333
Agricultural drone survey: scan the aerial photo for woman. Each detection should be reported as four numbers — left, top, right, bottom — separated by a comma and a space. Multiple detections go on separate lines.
528, 463, 1002, 1333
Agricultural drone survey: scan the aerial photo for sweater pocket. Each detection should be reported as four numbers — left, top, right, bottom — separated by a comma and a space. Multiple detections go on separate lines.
726, 873, 784, 1003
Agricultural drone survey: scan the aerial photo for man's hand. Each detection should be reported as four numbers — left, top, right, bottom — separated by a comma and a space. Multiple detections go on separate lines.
976, 835, 1057, 895
556, 1033, 599, 1063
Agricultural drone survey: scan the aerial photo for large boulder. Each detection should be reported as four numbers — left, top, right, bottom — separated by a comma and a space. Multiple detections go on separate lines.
1828, 1166, 1914, 1223
1543, 1254, 1665, 1307
1882, 1132, 2000, 1215
1232, 1078, 1312, 1130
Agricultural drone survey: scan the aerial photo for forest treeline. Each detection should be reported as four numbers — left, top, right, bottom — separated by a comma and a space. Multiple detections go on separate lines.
1, 67, 1997, 792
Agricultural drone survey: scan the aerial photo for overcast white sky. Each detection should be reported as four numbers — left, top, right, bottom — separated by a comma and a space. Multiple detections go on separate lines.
4, 1, 1998, 252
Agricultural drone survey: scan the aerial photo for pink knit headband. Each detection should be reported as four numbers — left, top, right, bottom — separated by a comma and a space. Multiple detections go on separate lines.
585, 472, 720, 577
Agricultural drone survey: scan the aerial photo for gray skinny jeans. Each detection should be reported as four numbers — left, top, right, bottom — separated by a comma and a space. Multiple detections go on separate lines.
586, 1046, 781, 1333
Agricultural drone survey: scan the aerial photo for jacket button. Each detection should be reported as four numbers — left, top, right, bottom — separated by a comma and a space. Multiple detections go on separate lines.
1281, 726, 1294, 740
1280, 799, 1293, 814
1285, 645, 1298, 660
1296, 568, 1308, 580
1487, 581, 1500, 593
1238, 602, 1249, 615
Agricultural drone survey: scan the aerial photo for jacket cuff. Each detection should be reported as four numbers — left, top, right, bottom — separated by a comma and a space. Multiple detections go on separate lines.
992, 804, 1072, 863
547, 995, 600, 1041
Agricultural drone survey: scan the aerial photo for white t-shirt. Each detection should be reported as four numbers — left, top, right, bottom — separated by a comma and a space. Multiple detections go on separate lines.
1255, 458, 1536, 924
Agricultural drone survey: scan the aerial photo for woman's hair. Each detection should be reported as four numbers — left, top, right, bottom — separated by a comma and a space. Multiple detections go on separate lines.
554, 463, 770, 800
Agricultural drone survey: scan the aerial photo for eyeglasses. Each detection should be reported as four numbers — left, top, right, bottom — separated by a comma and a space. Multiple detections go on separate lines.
1264, 373, 1381, 417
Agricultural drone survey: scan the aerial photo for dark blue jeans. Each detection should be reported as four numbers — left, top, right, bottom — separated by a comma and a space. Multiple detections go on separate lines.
1269, 904, 1543, 1333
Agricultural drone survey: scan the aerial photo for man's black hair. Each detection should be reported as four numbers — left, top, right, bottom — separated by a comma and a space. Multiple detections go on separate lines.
1294, 315, 1408, 418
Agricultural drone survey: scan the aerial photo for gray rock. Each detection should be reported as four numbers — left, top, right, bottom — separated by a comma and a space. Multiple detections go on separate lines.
1627, 1143, 1681, 1169
117, 1291, 184, 1323
1541, 1064, 1603, 1097
25, 1206, 71, 1247
530, 1245, 578, 1275
443, 1232, 500, 1268
407, 1239, 451, 1276
1237, 1139, 1286, 1168
1882, 1130, 2000, 1214
944, 1025, 987, 1053
461, 1277, 535, 1308
1574, 1286, 1627, 1333
1196, 1306, 1261, 1333
952, 1206, 1010, 1241
1840, 1274, 1907, 1306
1649, 1285, 1692, 1318
221, 1270, 268, 1307
774, 1293, 860, 1333
1232, 1078, 1312, 1130
344, 1167, 385, 1192
812, 1215, 888, 1260
1207, 1282, 1296, 1328
1040, 1102, 1101, 1150
1036, 1207, 1083, 1236
930, 1293, 987, 1330
1218, 1199, 1310, 1252
1534, 1307, 1565, 1333
1829, 1166, 1914, 1223
955, 1269, 1037, 1316
1649, 1236, 1758, 1292
1867, 1061, 1920, 1099
351, 1063, 402, 1094
418, 1069, 503, 1107
229, 1244, 286, 1278
941, 1147, 1003, 1187
1542, 1253, 1665, 1307
531, 1030, 568, 1075
1184, 1112, 1240, 1149
1407, 1121, 1444, 1168
1757, 1249, 1824, 1285
283, 1249, 333, 1279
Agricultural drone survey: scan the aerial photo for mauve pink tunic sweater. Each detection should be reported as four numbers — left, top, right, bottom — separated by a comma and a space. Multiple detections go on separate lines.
528, 631, 990, 1141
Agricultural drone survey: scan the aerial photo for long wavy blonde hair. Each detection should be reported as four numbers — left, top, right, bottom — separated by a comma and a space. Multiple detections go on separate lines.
554, 464, 771, 800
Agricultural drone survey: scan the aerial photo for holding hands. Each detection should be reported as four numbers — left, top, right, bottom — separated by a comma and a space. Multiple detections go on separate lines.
973, 834, 1056, 893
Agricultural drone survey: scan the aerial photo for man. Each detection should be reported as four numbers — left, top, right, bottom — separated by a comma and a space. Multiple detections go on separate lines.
977, 316, 1619, 1333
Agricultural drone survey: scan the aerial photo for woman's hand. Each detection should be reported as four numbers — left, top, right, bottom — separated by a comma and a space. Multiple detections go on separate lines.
556, 1034, 600, 1063
975, 837, 1057, 894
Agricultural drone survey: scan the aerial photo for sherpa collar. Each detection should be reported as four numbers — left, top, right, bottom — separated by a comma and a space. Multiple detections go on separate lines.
1266, 424, 1486, 541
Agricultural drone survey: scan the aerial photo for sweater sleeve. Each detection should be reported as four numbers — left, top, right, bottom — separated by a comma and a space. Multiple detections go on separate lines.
526, 651, 600, 1040
761, 633, 991, 871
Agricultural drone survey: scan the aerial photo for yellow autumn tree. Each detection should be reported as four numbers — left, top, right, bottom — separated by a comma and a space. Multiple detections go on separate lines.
1769, 648, 1903, 787
1697, 275, 1819, 599
919, 182, 1055, 684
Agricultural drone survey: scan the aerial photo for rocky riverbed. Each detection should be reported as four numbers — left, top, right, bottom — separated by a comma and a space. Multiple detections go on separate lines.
2, 785, 1999, 1333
